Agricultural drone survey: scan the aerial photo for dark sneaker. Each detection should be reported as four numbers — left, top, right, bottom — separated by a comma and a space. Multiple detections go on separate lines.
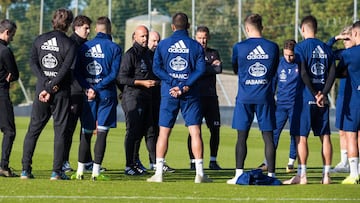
84, 163, 106, 172
257, 163, 268, 171
162, 164, 175, 173
190, 163, 195, 170
209, 161, 222, 170
50, 171, 70, 180
0, 167, 19, 177
286, 164, 295, 173
62, 161, 73, 173
20, 170, 35, 179
135, 160, 147, 172
124, 165, 147, 176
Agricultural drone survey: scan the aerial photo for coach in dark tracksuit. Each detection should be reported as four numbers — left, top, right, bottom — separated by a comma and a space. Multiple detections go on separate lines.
117, 25, 158, 175
21, 8, 76, 180
0, 19, 19, 177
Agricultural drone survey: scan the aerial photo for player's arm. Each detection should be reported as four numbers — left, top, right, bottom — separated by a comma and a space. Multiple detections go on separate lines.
300, 61, 317, 97
152, 47, 178, 87
232, 45, 239, 74
30, 43, 49, 90
2, 48, 19, 82
45, 43, 76, 93
95, 46, 122, 91
204, 50, 222, 75
183, 46, 206, 88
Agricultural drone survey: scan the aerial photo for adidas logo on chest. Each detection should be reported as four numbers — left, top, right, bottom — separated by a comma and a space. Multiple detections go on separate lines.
41, 37, 59, 52
247, 45, 269, 60
85, 44, 104, 58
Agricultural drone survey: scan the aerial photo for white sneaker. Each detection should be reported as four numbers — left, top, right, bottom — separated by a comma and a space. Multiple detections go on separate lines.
330, 162, 350, 173
226, 176, 238, 184
194, 174, 212, 183
147, 174, 163, 183
282, 174, 307, 185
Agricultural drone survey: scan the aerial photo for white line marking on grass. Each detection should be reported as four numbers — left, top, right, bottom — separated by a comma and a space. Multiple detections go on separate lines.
0, 196, 360, 201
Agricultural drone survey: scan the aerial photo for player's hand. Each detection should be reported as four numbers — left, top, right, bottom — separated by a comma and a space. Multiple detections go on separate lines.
182, 86, 190, 94
137, 80, 157, 88
212, 60, 221, 66
86, 88, 96, 101
39, 90, 50, 103
315, 91, 324, 107
169, 86, 182, 98
6, 73, 11, 82
52, 85, 59, 93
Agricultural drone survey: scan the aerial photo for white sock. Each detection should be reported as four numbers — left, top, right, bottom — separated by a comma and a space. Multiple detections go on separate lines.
155, 158, 164, 176
349, 157, 359, 178
190, 159, 195, 163
299, 164, 306, 176
235, 169, 243, 177
195, 159, 204, 177
323, 165, 331, 174
267, 172, 275, 177
210, 156, 216, 162
340, 150, 348, 166
77, 162, 85, 174
92, 163, 100, 177
288, 158, 295, 166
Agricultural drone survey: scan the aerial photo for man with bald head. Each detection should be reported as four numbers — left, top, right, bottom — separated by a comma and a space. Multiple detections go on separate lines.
72, 16, 122, 181
117, 25, 159, 175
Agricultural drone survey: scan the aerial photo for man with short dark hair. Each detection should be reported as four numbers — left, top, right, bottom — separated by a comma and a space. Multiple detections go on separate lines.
21, 8, 75, 180
283, 15, 336, 185
227, 13, 279, 184
62, 15, 92, 173
147, 12, 211, 183
72, 16, 121, 181
0, 19, 19, 178
187, 26, 222, 170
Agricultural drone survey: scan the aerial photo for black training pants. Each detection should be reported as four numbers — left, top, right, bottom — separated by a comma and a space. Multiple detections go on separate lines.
22, 93, 70, 173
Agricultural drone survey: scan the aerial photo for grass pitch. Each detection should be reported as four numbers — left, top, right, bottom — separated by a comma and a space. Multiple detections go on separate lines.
0, 117, 359, 202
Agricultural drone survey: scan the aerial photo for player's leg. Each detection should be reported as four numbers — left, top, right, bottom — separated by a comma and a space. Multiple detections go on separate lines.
227, 103, 253, 184
206, 97, 221, 170
50, 95, 70, 180
21, 99, 51, 179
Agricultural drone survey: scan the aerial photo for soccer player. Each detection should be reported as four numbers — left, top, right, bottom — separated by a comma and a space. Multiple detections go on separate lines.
327, 26, 356, 174
187, 26, 222, 170
62, 15, 92, 173
227, 13, 279, 184
283, 15, 336, 185
117, 25, 158, 175
258, 39, 299, 173
144, 31, 175, 173
0, 19, 19, 177
21, 8, 75, 180
72, 16, 121, 181
147, 12, 212, 183
337, 21, 360, 184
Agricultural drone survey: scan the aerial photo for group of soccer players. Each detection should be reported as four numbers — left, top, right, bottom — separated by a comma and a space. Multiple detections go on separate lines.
228, 13, 360, 185
1, 8, 360, 185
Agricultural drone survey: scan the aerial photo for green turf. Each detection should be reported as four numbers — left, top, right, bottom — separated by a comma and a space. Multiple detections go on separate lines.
0, 117, 359, 203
